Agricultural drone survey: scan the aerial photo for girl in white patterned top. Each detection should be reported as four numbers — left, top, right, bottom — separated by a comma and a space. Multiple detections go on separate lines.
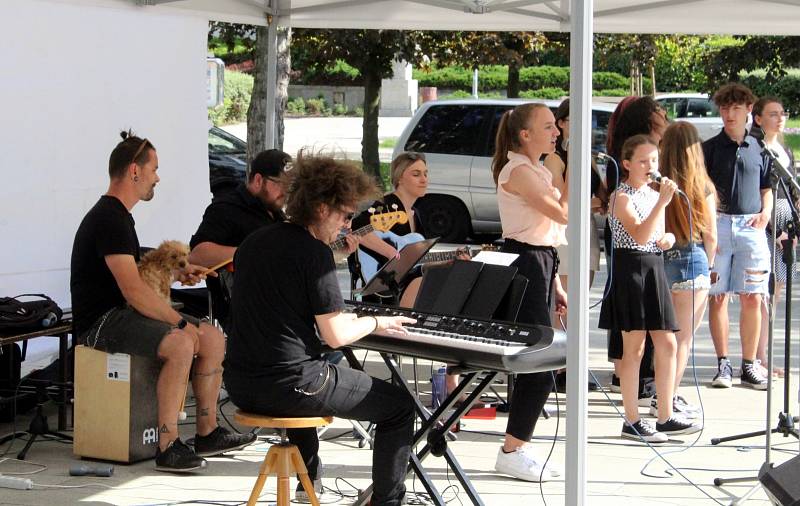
599, 135, 701, 443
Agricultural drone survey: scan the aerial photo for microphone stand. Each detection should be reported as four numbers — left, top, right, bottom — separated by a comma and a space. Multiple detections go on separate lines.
711, 148, 800, 504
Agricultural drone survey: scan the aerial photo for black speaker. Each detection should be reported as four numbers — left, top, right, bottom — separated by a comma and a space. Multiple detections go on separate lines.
759, 456, 800, 505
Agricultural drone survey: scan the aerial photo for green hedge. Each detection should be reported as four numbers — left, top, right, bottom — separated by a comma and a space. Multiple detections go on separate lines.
740, 70, 800, 115
519, 88, 567, 100
414, 65, 647, 94
208, 71, 254, 126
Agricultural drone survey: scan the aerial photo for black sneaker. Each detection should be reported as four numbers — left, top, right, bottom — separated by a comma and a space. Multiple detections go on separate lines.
554, 371, 600, 394
621, 419, 667, 443
655, 416, 701, 436
155, 438, 207, 473
637, 378, 656, 407
609, 374, 621, 393
194, 426, 257, 457
711, 358, 733, 388
740, 362, 768, 391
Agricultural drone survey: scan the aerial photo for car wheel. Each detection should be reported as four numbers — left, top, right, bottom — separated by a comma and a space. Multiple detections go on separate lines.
417, 196, 471, 243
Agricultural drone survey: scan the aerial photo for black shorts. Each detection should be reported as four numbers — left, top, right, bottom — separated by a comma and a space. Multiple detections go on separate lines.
79, 306, 201, 359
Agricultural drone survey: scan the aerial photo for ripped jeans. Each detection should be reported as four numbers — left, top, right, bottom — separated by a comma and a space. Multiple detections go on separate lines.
710, 213, 770, 296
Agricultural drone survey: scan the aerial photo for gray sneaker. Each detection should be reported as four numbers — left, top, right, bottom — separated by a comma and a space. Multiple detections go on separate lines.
294, 479, 340, 504
740, 362, 768, 390
711, 358, 733, 388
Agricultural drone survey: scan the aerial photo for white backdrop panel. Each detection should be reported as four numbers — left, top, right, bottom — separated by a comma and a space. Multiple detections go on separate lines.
0, 0, 211, 307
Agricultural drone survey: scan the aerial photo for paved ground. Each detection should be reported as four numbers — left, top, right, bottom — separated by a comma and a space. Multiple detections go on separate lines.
1, 256, 798, 505
1, 118, 798, 504
223, 116, 412, 161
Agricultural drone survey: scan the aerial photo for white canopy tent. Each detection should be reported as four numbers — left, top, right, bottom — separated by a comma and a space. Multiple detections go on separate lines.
3, 0, 800, 503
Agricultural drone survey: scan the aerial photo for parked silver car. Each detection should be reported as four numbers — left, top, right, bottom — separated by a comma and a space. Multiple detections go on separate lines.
654, 93, 724, 141
392, 99, 615, 242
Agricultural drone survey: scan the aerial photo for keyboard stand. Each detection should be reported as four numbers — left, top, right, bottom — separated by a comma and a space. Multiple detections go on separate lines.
346, 349, 494, 506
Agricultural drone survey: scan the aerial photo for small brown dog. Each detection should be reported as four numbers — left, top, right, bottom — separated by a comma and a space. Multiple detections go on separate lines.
138, 240, 191, 302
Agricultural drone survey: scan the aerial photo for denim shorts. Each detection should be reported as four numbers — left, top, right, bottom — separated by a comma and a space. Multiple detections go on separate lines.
710, 213, 771, 296
663, 242, 710, 290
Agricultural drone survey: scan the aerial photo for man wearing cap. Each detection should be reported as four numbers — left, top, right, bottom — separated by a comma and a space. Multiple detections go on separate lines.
189, 149, 291, 329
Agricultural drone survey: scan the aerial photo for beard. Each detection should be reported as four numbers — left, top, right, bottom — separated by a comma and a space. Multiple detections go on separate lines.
142, 185, 156, 202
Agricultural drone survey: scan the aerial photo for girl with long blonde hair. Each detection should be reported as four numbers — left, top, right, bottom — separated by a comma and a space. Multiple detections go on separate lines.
659, 121, 718, 418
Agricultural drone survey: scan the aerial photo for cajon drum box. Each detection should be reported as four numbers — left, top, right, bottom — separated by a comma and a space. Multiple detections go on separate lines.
73, 345, 161, 463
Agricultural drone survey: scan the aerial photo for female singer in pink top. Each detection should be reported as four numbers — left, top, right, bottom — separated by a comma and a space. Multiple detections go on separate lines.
490, 103, 567, 482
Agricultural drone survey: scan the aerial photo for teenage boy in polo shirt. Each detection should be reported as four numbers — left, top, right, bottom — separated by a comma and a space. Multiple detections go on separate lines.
703, 83, 772, 390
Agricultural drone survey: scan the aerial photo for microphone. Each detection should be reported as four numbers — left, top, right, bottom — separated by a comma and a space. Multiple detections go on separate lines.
757, 138, 800, 194
648, 171, 686, 197
69, 463, 114, 477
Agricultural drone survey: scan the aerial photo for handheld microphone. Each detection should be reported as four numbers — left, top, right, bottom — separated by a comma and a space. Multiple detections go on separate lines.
648, 171, 686, 197
69, 463, 114, 477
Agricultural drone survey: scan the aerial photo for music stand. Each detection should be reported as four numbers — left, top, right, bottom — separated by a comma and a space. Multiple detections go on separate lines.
357, 237, 439, 304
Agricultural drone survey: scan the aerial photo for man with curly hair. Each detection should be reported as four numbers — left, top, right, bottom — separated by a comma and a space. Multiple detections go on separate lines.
224, 152, 416, 505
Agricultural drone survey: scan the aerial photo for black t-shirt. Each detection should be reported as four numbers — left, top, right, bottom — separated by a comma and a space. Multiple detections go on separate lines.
70, 196, 140, 336
190, 183, 286, 323
225, 222, 345, 383
703, 132, 771, 215
351, 193, 426, 270
190, 183, 285, 249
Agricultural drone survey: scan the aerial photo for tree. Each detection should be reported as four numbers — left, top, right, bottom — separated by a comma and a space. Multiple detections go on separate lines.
418, 31, 551, 98
595, 34, 659, 95
292, 29, 419, 181
208, 22, 291, 162
704, 36, 800, 88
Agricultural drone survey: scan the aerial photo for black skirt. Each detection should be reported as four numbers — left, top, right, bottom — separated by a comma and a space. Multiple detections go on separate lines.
599, 249, 678, 332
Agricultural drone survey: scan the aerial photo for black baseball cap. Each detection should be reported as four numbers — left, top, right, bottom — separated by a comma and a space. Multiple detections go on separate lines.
249, 149, 292, 180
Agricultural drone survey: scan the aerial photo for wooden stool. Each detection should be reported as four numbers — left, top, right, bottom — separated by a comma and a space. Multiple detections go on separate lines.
234, 410, 332, 506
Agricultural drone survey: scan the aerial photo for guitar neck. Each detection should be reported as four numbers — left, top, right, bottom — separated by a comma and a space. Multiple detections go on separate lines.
329, 224, 374, 251
419, 249, 461, 264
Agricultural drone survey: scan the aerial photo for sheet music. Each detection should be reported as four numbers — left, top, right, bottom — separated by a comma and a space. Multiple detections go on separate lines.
471, 251, 519, 266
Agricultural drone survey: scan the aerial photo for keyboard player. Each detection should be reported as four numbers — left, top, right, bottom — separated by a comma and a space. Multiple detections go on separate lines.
223, 152, 416, 506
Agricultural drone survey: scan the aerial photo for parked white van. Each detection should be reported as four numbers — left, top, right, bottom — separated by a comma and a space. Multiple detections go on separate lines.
392, 99, 616, 242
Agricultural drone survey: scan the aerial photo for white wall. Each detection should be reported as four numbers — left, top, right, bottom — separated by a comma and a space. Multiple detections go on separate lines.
0, 0, 211, 308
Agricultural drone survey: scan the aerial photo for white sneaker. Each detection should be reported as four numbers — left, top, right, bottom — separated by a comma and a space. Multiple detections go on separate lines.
494, 446, 553, 482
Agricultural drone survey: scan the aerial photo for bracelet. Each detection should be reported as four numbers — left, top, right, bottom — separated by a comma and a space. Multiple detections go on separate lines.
369, 316, 379, 333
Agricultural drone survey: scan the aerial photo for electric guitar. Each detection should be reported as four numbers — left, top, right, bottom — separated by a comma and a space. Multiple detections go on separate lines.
329, 209, 408, 252
358, 232, 498, 281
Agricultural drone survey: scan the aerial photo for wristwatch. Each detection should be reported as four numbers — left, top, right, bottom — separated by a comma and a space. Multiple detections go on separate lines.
176, 318, 188, 330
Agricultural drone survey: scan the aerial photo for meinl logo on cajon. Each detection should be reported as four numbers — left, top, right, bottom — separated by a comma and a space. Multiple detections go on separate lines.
142, 427, 158, 445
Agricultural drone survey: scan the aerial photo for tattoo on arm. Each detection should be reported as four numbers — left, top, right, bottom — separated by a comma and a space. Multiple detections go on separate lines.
199, 408, 209, 417
160, 424, 170, 434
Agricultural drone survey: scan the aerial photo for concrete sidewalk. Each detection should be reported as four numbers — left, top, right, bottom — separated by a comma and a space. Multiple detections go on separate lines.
222, 116, 412, 162
1, 259, 798, 505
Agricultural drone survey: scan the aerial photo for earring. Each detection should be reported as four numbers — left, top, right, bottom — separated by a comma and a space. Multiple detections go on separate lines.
133, 175, 139, 182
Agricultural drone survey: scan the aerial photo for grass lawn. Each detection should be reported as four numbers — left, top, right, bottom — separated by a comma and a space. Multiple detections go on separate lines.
785, 134, 800, 160
379, 138, 397, 149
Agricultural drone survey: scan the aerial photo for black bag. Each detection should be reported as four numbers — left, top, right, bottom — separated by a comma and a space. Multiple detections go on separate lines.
0, 294, 63, 331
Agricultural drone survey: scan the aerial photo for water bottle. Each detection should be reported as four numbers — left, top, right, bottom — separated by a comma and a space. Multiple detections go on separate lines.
41, 311, 57, 327
431, 365, 447, 409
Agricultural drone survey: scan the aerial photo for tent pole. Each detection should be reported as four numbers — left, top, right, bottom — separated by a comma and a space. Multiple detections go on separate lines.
566, 0, 593, 504
264, 3, 278, 149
